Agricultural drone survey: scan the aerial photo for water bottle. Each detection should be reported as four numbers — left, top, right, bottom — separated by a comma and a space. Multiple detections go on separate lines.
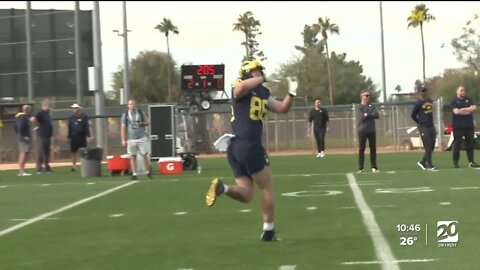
197, 165, 202, 174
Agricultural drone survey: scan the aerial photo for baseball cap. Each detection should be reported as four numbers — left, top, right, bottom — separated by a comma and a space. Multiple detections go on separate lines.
70, 103, 82, 108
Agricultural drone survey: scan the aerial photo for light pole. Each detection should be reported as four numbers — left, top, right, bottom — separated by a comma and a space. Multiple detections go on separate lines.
379, 1, 387, 103
113, 1, 131, 104
93, 1, 106, 149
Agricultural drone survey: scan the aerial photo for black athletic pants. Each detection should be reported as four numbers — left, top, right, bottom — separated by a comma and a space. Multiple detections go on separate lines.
358, 131, 377, 170
36, 137, 51, 171
452, 128, 475, 165
314, 127, 327, 152
419, 125, 436, 168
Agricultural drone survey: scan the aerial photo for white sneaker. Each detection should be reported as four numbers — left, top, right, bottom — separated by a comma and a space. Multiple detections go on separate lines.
316, 153, 321, 158
371, 168, 380, 173
320, 151, 325, 158
18, 172, 32, 176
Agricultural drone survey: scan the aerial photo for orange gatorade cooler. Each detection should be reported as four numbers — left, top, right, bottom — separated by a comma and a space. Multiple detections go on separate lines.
158, 157, 183, 175
106, 155, 131, 176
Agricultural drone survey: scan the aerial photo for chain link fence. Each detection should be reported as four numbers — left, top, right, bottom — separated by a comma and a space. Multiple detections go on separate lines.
1, 98, 478, 163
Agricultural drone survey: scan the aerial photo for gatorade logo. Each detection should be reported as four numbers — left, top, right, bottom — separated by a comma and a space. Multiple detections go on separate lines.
166, 163, 174, 171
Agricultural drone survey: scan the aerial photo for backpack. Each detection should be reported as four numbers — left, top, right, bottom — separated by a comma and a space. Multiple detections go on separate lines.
124, 109, 145, 127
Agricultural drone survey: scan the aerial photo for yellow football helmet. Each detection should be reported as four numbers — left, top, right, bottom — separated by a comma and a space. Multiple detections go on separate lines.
239, 60, 264, 79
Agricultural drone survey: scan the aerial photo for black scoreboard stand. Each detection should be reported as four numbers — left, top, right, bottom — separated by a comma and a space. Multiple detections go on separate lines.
175, 104, 199, 171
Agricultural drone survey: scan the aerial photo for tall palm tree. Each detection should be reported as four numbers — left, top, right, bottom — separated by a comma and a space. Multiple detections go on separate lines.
232, 11, 261, 61
155, 18, 179, 102
312, 17, 339, 105
407, 4, 435, 83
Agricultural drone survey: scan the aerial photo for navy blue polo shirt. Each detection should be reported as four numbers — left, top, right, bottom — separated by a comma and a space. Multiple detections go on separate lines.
35, 109, 53, 138
68, 113, 90, 138
451, 96, 475, 129
411, 98, 434, 127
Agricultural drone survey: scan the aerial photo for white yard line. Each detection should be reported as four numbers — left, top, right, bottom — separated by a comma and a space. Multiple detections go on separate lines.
346, 173, 399, 270
450, 186, 480, 190
342, 258, 437, 265
0, 181, 137, 237
279, 265, 296, 270
312, 182, 385, 187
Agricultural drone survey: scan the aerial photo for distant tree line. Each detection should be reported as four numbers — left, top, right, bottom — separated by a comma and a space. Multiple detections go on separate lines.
110, 4, 480, 105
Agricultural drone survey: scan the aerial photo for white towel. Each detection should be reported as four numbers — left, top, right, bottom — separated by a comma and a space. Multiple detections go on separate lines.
213, 133, 236, 152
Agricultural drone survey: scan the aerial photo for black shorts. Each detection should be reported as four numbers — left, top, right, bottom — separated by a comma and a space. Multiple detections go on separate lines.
227, 138, 269, 178
70, 135, 87, 153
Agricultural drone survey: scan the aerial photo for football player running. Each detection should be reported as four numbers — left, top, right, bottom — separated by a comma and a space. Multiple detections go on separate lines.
205, 60, 296, 241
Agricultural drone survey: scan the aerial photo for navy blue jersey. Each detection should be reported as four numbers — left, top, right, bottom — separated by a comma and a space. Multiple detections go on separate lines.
230, 81, 271, 142
411, 98, 434, 127
450, 96, 475, 129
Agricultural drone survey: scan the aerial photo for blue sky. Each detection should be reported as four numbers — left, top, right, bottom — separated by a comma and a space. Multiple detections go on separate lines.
1, 1, 478, 100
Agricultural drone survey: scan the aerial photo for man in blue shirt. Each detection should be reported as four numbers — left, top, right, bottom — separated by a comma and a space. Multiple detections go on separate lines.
411, 86, 437, 171
15, 105, 33, 176
31, 99, 54, 173
68, 104, 92, 172
451, 85, 479, 168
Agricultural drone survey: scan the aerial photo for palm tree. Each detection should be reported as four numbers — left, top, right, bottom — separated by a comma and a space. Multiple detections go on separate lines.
312, 17, 339, 105
394, 84, 402, 93
232, 11, 262, 61
155, 18, 179, 102
295, 24, 324, 55
407, 4, 435, 83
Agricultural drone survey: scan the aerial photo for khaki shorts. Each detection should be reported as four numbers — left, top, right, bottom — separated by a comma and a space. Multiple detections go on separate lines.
127, 137, 149, 156
18, 140, 31, 153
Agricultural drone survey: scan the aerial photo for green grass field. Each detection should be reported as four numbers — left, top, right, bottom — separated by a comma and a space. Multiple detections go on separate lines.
1, 151, 479, 270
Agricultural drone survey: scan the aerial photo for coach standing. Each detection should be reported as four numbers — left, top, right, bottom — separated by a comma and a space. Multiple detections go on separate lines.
451, 85, 479, 168
68, 103, 91, 172
308, 98, 329, 158
15, 105, 33, 176
411, 86, 437, 171
356, 90, 379, 173
31, 99, 54, 173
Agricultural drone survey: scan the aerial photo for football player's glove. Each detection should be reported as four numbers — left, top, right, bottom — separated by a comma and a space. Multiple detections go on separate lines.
286, 77, 298, 97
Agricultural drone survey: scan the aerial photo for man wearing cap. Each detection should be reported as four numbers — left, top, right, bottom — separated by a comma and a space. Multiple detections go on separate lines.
411, 86, 438, 171
67, 104, 91, 172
